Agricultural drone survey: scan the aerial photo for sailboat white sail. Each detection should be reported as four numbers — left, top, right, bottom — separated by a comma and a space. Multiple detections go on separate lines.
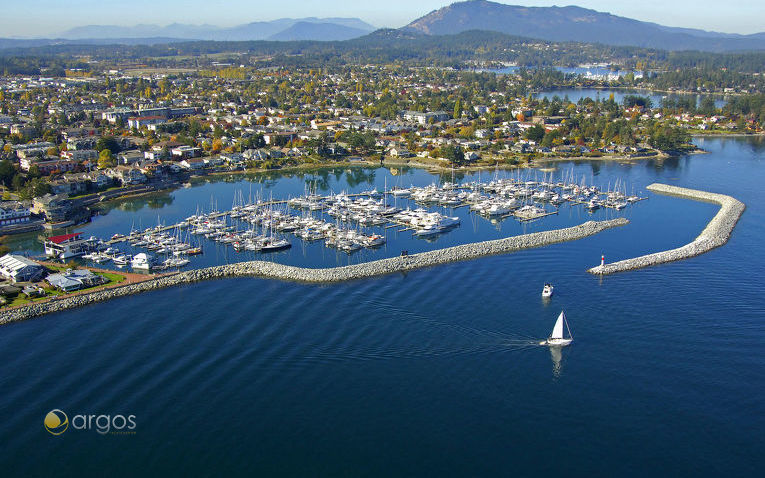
540, 311, 573, 346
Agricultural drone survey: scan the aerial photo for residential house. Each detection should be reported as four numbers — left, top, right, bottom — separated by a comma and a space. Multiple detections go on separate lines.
0, 201, 31, 228
13, 142, 55, 159
389, 147, 413, 158
465, 151, 481, 162
19, 158, 78, 175
61, 149, 98, 162
171, 145, 201, 159
203, 157, 224, 167
10, 124, 35, 137
87, 171, 111, 189
402, 111, 450, 125
31, 194, 72, 222
263, 131, 296, 146
118, 150, 145, 165
106, 166, 147, 185
180, 158, 206, 170
243, 149, 270, 161
49, 175, 88, 196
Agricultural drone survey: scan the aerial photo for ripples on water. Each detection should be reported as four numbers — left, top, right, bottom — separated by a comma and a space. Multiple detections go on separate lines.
1, 138, 764, 476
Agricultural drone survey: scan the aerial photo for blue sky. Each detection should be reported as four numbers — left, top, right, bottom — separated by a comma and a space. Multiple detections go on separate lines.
3, 0, 764, 37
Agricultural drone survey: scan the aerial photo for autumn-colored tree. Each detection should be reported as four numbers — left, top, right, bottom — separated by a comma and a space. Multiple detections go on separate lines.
98, 149, 115, 169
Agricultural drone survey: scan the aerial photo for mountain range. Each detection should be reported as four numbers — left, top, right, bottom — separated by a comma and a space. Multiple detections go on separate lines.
57, 17, 376, 42
404, 1, 765, 52
2, 2, 765, 52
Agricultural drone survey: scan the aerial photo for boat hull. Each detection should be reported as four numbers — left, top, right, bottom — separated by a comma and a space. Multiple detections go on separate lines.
540, 338, 573, 346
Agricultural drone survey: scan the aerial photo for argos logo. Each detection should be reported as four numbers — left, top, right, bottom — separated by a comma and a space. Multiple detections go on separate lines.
45, 409, 136, 436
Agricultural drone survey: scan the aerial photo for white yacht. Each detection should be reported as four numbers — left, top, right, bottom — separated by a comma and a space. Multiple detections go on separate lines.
131, 253, 157, 270
413, 223, 442, 237
542, 283, 554, 298
259, 238, 291, 252
112, 254, 132, 266
540, 311, 573, 346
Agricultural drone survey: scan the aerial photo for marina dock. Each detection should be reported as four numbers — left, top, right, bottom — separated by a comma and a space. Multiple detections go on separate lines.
3, 218, 628, 324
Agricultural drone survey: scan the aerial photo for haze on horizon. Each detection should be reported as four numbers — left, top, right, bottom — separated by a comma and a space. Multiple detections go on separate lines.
2, 0, 763, 38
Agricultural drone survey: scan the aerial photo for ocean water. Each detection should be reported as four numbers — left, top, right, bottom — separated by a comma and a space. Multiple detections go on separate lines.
532, 88, 728, 109
0, 137, 763, 476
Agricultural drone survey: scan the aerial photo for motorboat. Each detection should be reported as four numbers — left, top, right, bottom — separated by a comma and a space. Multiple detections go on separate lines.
112, 254, 132, 266
131, 253, 157, 270
542, 283, 554, 298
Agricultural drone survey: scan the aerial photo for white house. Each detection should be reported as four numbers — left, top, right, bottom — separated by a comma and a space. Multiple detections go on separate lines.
0, 201, 31, 227
180, 158, 206, 170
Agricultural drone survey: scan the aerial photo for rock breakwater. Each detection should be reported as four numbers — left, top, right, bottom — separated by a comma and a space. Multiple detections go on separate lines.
1, 218, 627, 324
589, 183, 745, 275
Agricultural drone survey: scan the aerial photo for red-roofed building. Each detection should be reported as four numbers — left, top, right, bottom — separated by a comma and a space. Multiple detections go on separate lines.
43, 232, 96, 259
47, 233, 82, 244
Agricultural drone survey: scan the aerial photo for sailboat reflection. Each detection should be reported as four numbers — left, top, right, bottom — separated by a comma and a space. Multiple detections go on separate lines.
549, 345, 564, 377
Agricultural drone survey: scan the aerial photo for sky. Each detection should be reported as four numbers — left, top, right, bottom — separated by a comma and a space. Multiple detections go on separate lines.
2, 0, 764, 37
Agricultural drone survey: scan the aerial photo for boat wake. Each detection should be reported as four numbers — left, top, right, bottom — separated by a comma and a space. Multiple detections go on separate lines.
291, 299, 542, 363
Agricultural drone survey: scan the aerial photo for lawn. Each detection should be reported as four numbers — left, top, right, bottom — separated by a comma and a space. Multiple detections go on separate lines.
1, 268, 127, 309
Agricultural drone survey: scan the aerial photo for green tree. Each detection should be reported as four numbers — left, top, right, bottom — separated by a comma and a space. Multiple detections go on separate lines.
96, 136, 121, 154
525, 124, 546, 143
0, 160, 16, 187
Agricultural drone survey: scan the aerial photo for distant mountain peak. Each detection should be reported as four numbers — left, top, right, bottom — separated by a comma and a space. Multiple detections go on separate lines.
404, 0, 765, 52
57, 17, 375, 42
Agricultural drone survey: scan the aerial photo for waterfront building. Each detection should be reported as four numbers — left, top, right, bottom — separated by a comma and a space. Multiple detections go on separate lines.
0, 201, 31, 228
0, 254, 45, 283
46, 269, 107, 292
32, 194, 73, 223
42, 233, 93, 259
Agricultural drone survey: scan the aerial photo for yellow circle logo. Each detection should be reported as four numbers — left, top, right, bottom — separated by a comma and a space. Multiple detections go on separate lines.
44, 409, 68, 435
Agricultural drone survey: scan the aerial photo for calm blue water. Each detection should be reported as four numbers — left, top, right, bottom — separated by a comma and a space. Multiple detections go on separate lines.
1, 137, 764, 476
486, 65, 636, 78
5, 164, 669, 269
533, 88, 728, 109
487, 69, 727, 107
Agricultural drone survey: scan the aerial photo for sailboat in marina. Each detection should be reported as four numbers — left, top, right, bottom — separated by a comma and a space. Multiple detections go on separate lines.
540, 311, 573, 346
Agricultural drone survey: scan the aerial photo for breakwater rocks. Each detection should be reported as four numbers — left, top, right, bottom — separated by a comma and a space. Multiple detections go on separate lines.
0, 218, 628, 325
589, 183, 745, 275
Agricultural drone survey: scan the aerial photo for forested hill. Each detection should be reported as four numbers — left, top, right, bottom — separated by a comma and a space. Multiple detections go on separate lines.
1, 30, 764, 77
405, 1, 765, 52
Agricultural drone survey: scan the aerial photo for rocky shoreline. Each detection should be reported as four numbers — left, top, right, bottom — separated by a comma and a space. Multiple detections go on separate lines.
589, 183, 745, 275
0, 218, 628, 325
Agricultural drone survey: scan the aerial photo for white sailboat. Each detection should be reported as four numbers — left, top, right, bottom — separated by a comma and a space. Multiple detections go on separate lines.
540, 311, 573, 346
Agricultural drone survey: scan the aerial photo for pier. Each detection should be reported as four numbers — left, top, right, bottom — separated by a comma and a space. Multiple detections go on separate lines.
589, 183, 745, 275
